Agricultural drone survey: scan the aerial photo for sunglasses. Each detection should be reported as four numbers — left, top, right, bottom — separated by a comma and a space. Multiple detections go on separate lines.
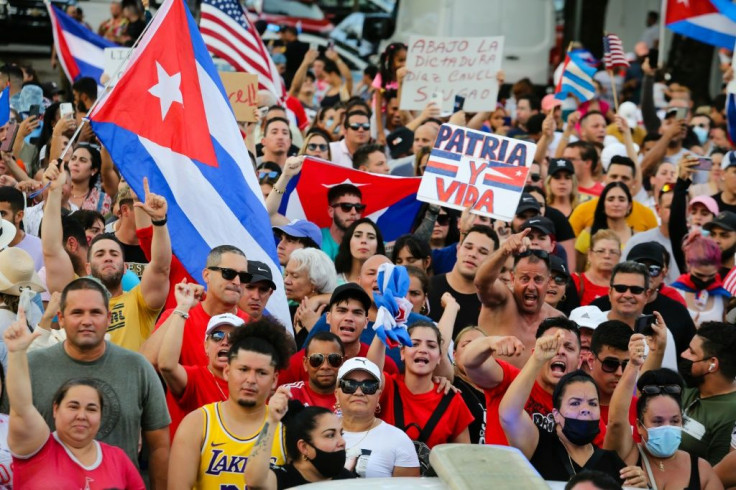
646, 264, 662, 277
208, 330, 229, 342
516, 249, 549, 260
331, 203, 366, 213
348, 122, 371, 131
611, 284, 646, 295
207, 266, 252, 283
307, 353, 344, 368
529, 173, 541, 182
436, 214, 450, 226
596, 355, 629, 373
258, 170, 279, 180
551, 275, 567, 285
307, 143, 329, 152
339, 378, 380, 395
640, 384, 682, 396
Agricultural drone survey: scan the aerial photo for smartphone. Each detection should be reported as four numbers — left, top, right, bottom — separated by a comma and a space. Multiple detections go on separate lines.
0, 121, 18, 152
453, 94, 465, 113
28, 104, 40, 118
60, 102, 74, 120
695, 156, 713, 171
674, 107, 687, 120
635, 314, 656, 336
648, 48, 659, 67
327, 40, 335, 50
503, 116, 512, 126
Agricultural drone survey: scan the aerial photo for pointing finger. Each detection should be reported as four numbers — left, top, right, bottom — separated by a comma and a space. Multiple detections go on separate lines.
142, 177, 150, 197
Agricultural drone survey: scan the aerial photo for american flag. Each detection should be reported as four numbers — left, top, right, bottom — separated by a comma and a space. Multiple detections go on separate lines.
200, 0, 286, 99
602, 34, 629, 70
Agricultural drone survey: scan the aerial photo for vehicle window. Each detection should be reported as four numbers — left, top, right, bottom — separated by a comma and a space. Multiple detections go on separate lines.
263, 0, 325, 20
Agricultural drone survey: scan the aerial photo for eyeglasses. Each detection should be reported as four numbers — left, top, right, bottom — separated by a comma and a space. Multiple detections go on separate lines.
307, 353, 344, 368
611, 284, 646, 295
208, 330, 229, 342
646, 264, 662, 277
516, 249, 549, 260
551, 275, 567, 285
347, 122, 371, 131
258, 170, 279, 180
331, 203, 366, 213
436, 214, 450, 226
207, 266, 252, 283
595, 355, 629, 373
592, 248, 621, 256
640, 384, 682, 396
529, 173, 541, 182
307, 143, 329, 152
339, 378, 380, 395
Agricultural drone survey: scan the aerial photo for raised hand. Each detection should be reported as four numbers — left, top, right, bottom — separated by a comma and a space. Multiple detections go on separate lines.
43, 159, 66, 190
489, 335, 525, 358
283, 156, 304, 177
627, 333, 647, 368
440, 292, 459, 311
502, 228, 532, 256
3, 309, 41, 353
133, 177, 167, 221
677, 155, 699, 182
174, 279, 200, 312
533, 331, 563, 363
267, 386, 291, 423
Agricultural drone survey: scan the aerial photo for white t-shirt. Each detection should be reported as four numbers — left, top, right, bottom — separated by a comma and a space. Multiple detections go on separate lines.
343, 420, 419, 478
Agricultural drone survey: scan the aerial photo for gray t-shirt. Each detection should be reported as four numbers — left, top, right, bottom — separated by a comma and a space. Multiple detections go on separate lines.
27, 341, 170, 465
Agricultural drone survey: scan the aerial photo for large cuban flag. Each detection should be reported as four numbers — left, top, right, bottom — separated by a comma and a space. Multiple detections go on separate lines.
46, 3, 117, 88
666, 0, 736, 49
278, 157, 422, 242
88, 0, 291, 330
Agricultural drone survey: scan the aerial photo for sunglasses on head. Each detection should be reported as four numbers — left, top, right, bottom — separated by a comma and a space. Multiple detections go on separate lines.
307, 353, 344, 368
640, 384, 682, 396
436, 214, 450, 226
331, 202, 366, 213
258, 170, 279, 180
207, 266, 252, 283
208, 330, 229, 342
516, 249, 549, 260
611, 284, 646, 295
339, 378, 379, 395
307, 143, 329, 152
348, 122, 371, 131
596, 355, 629, 373
529, 173, 541, 182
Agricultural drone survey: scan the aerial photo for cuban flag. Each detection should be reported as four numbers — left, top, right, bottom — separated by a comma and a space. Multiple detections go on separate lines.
46, 3, 118, 88
666, 0, 736, 49
277, 157, 422, 242
727, 82, 736, 145
88, 0, 291, 331
0, 87, 9, 127
425, 150, 526, 193
555, 50, 597, 102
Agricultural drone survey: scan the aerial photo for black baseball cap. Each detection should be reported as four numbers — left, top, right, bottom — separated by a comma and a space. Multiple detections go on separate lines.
387, 127, 414, 159
626, 242, 665, 267
247, 261, 277, 290
548, 158, 575, 177
520, 216, 555, 237
704, 211, 736, 232
549, 255, 569, 278
516, 193, 541, 215
328, 283, 372, 312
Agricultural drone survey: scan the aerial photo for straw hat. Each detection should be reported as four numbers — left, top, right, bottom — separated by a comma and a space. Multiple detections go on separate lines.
0, 248, 46, 296
0, 219, 16, 251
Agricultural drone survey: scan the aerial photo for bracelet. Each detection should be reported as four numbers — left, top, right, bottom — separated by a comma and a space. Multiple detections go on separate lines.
272, 187, 285, 195
152, 216, 167, 226
173, 309, 189, 320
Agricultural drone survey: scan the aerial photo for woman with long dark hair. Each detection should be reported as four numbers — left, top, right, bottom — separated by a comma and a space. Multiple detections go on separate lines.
334, 218, 385, 284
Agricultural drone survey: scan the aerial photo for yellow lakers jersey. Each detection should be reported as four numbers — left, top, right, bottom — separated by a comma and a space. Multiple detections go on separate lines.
197, 402, 286, 490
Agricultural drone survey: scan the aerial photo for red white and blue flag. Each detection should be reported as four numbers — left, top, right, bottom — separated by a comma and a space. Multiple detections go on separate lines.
277, 158, 422, 242
46, 3, 117, 89
602, 34, 629, 70
666, 0, 736, 49
88, 0, 291, 330
425, 150, 526, 193
554, 50, 597, 102
0, 87, 9, 126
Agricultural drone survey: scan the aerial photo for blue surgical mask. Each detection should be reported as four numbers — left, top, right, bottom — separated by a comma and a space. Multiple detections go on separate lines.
692, 126, 708, 145
644, 425, 682, 458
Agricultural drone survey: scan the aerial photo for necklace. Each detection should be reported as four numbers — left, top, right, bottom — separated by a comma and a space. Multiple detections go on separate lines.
651, 453, 676, 471
207, 367, 227, 401
345, 418, 379, 456
565, 444, 594, 475
71, 189, 89, 199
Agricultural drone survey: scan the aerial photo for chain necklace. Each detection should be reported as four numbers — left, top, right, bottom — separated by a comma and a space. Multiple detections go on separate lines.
649, 453, 676, 471
208, 367, 227, 401
565, 444, 594, 475
345, 418, 380, 455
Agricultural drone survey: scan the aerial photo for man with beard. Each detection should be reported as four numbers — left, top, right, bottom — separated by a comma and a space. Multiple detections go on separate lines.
427, 225, 498, 339
679, 322, 736, 466
475, 229, 563, 369
238, 261, 276, 321
42, 169, 171, 352
463, 317, 581, 443
703, 211, 736, 277
258, 117, 292, 168
169, 318, 293, 488
321, 183, 364, 261
71, 77, 97, 114
279, 332, 344, 410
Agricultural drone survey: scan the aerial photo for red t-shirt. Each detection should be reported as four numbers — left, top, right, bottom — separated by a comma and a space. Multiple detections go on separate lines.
277, 343, 398, 386
168, 365, 229, 438
483, 360, 554, 446
13, 433, 145, 489
280, 381, 337, 411
137, 226, 194, 311
573, 273, 611, 307
595, 396, 641, 447
377, 373, 474, 449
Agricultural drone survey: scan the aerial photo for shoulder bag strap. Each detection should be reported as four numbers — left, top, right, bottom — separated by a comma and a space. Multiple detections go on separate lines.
417, 390, 455, 443
392, 381, 405, 430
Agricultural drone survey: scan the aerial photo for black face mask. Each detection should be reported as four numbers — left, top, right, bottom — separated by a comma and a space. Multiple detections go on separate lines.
722, 243, 736, 262
690, 275, 715, 291
560, 417, 600, 446
308, 444, 346, 478
679, 358, 706, 388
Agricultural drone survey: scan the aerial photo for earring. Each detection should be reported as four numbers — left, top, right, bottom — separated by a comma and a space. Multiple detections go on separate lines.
375, 402, 381, 414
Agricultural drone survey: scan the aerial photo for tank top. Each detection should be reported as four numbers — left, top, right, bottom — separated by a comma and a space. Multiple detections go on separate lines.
197, 402, 286, 490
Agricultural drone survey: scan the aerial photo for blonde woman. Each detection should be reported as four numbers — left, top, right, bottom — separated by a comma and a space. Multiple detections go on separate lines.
545, 158, 578, 218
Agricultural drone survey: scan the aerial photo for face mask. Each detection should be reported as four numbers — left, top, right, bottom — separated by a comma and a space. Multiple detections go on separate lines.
690, 275, 715, 291
722, 243, 736, 262
308, 444, 346, 478
560, 416, 601, 446
644, 425, 682, 458
692, 126, 708, 145
678, 358, 707, 388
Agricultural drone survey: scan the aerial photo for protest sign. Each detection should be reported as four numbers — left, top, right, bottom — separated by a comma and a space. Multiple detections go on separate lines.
400, 36, 504, 113
218, 72, 258, 122
102, 47, 131, 86
417, 124, 534, 222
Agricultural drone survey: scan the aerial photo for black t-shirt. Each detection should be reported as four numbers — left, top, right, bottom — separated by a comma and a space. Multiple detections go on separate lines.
120, 241, 148, 279
530, 426, 625, 484
427, 274, 481, 340
545, 206, 575, 242
712, 192, 736, 215
273, 464, 355, 489
453, 376, 487, 444
591, 292, 696, 358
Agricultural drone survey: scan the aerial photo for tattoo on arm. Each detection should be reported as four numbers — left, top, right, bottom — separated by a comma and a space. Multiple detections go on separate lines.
250, 422, 271, 457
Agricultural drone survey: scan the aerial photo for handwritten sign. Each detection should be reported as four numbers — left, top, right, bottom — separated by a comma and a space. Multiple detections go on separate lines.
417, 124, 534, 221
102, 47, 131, 87
218, 72, 258, 122
400, 36, 504, 113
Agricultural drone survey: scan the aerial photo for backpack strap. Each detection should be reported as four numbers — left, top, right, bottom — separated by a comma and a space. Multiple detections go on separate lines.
393, 382, 455, 443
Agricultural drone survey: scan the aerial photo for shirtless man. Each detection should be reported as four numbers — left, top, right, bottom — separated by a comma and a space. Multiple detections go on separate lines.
475, 228, 563, 368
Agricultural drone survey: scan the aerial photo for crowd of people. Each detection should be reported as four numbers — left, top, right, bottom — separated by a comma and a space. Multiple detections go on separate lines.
0, 3, 735, 489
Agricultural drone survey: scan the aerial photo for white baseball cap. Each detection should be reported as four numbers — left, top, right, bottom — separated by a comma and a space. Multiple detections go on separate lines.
337, 357, 381, 385
569, 305, 607, 331
205, 313, 245, 338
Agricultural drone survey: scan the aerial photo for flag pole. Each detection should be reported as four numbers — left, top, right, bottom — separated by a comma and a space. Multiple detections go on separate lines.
658, 0, 667, 68
603, 33, 620, 112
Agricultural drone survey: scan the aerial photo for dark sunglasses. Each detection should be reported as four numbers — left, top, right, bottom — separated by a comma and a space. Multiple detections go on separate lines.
331, 202, 366, 213
307, 353, 344, 368
208, 330, 229, 342
348, 122, 371, 131
611, 284, 646, 295
307, 143, 329, 152
640, 384, 682, 396
529, 173, 541, 182
258, 170, 279, 180
551, 275, 567, 285
207, 266, 252, 283
516, 249, 549, 260
646, 265, 662, 277
436, 214, 450, 226
339, 378, 380, 395
596, 355, 629, 373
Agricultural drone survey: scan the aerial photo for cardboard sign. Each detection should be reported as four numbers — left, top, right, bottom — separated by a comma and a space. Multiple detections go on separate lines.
400, 36, 504, 113
219, 72, 258, 122
417, 124, 534, 221
102, 47, 131, 87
